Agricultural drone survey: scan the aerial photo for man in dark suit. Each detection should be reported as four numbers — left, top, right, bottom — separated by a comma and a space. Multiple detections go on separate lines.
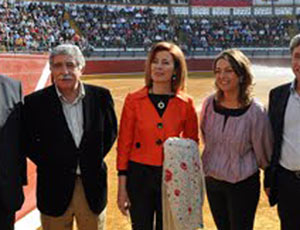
23, 44, 117, 230
0, 75, 25, 230
267, 34, 300, 230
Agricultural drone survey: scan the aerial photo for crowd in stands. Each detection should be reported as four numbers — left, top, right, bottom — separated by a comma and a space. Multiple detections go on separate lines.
63, 0, 171, 5
0, 1, 298, 54
174, 16, 293, 51
70, 5, 175, 51
70, 4, 296, 51
33, 0, 244, 6
0, 2, 91, 52
0, 2, 68, 52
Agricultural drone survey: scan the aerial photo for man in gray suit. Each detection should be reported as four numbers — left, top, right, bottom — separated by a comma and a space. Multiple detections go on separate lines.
0, 75, 25, 230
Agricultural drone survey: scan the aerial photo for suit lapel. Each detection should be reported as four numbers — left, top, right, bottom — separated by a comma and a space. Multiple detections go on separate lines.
0, 81, 7, 126
271, 83, 291, 165
80, 85, 94, 147
277, 84, 291, 132
48, 86, 77, 147
82, 84, 93, 133
0, 80, 13, 128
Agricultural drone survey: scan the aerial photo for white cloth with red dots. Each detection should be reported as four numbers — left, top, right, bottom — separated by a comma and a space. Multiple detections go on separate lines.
163, 137, 205, 230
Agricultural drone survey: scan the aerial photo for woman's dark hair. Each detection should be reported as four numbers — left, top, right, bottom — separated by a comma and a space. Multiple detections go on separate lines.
213, 49, 253, 106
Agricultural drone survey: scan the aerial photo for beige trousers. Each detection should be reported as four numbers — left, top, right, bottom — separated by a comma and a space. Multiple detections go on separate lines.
41, 177, 106, 230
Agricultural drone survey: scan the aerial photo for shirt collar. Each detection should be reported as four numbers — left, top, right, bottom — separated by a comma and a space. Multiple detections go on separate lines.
55, 81, 85, 105
289, 79, 300, 99
290, 79, 297, 93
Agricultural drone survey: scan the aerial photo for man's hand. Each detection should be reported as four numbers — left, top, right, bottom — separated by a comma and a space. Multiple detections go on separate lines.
264, 187, 271, 197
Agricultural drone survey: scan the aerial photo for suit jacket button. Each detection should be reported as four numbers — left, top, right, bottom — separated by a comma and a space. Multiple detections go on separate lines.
156, 139, 163, 145
135, 142, 141, 148
157, 122, 163, 129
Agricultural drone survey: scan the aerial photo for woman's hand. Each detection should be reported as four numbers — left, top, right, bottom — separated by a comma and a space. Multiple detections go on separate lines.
117, 175, 131, 216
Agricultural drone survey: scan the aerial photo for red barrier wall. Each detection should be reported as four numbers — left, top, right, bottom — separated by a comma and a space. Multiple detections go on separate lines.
16, 160, 37, 220
0, 54, 49, 95
84, 58, 215, 74
84, 57, 290, 75
187, 58, 214, 71
0, 54, 50, 221
85, 59, 146, 74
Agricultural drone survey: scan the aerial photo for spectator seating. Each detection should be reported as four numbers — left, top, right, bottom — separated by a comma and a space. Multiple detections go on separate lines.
0, 1, 298, 54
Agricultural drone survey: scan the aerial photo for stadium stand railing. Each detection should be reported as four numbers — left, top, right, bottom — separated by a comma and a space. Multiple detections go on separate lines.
190, 0, 252, 7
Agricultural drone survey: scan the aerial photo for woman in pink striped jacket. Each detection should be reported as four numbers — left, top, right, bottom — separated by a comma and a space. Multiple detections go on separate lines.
200, 49, 273, 230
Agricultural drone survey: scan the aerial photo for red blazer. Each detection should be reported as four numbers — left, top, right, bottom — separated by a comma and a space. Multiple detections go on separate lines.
117, 86, 199, 170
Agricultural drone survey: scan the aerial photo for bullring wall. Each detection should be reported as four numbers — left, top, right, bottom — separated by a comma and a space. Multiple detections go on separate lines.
84, 57, 291, 74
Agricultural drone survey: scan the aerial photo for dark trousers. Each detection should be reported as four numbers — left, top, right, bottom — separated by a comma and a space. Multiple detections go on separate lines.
126, 161, 162, 230
0, 208, 15, 230
206, 171, 260, 230
277, 166, 300, 230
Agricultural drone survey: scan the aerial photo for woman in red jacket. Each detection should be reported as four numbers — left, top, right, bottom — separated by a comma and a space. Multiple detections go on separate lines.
117, 41, 199, 230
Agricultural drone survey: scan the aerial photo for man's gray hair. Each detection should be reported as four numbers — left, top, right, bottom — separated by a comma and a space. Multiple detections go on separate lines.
50, 44, 85, 69
290, 34, 300, 54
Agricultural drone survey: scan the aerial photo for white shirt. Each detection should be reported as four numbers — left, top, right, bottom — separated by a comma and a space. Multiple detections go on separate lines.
55, 83, 85, 174
280, 81, 300, 171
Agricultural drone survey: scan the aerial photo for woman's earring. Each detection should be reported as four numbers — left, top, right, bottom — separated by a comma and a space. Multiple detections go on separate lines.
239, 76, 244, 84
172, 74, 177, 81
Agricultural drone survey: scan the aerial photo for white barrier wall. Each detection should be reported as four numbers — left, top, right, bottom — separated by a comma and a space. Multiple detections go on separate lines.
233, 7, 252, 15
191, 7, 210, 15
172, 6, 189, 15
253, 0, 297, 5
212, 7, 231, 15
